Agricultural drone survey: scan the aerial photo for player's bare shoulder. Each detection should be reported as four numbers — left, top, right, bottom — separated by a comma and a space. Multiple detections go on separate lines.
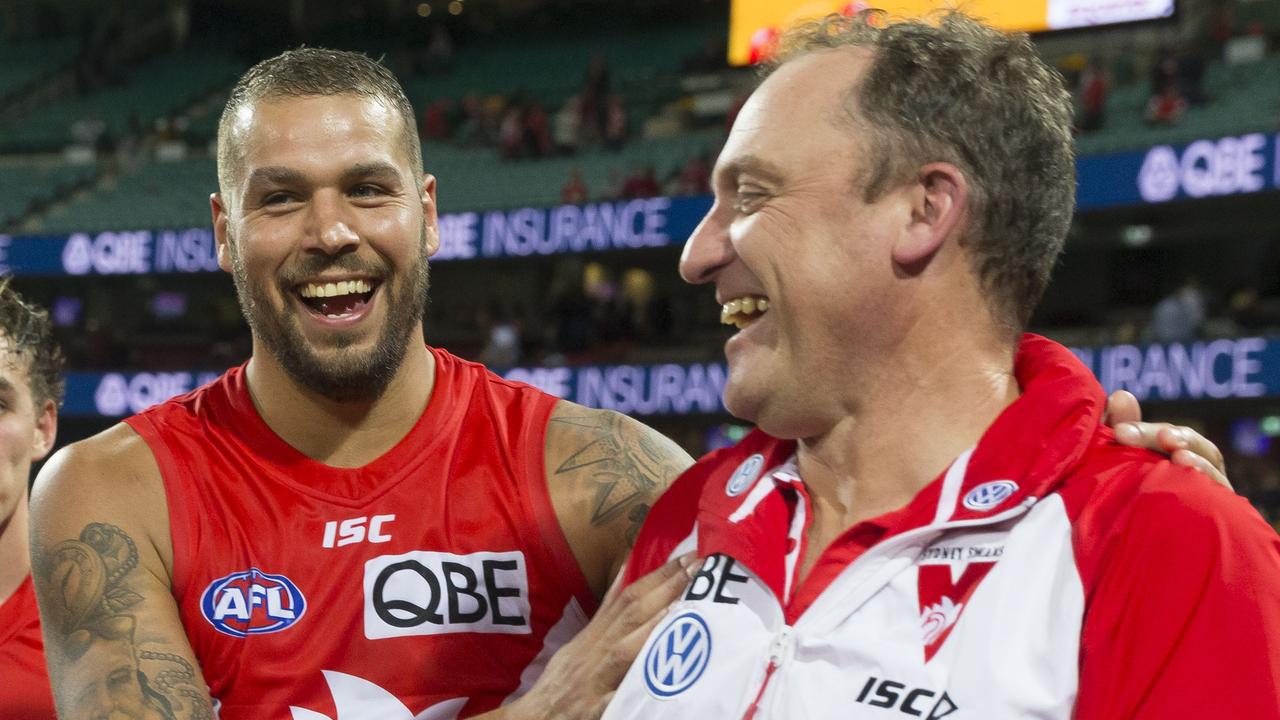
30, 424, 214, 718
543, 401, 694, 597
32, 423, 168, 548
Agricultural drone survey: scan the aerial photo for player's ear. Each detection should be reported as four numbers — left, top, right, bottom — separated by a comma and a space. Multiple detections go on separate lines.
421, 174, 440, 257
212, 192, 234, 272
893, 162, 967, 267
31, 399, 56, 462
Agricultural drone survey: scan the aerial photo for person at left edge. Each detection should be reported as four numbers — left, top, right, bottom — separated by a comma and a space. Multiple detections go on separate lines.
0, 279, 62, 719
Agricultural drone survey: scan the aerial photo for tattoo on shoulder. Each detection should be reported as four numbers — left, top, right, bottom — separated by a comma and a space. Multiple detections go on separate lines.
551, 412, 688, 544
39, 523, 212, 720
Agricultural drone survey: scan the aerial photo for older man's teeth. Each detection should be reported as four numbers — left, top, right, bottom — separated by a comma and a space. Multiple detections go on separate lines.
299, 279, 374, 298
720, 296, 770, 327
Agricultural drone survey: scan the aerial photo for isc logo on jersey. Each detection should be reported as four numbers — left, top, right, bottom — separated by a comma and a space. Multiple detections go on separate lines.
363, 550, 531, 640
201, 568, 307, 637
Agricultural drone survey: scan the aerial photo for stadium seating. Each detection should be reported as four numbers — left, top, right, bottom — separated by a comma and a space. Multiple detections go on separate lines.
0, 47, 243, 154
1075, 54, 1280, 156
12, 31, 1280, 231
38, 158, 214, 233
0, 38, 77, 101
0, 161, 95, 229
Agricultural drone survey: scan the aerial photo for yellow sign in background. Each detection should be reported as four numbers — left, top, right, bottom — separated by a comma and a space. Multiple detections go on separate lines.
728, 1, 1054, 66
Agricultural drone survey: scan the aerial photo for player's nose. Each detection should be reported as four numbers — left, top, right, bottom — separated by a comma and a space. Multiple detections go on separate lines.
679, 205, 735, 285
303, 189, 360, 254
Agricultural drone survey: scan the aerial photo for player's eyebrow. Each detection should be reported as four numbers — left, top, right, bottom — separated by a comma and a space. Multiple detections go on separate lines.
341, 161, 403, 184
243, 166, 307, 194
715, 154, 787, 187
0, 377, 14, 394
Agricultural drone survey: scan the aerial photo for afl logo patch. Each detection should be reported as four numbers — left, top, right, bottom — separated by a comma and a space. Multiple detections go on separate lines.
963, 480, 1019, 512
200, 568, 307, 637
726, 454, 765, 497
644, 611, 712, 698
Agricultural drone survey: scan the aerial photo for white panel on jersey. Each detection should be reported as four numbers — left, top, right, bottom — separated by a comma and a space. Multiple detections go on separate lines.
503, 597, 590, 704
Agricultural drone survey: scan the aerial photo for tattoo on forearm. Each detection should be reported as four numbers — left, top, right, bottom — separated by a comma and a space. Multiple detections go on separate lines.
39, 523, 212, 720
551, 412, 686, 544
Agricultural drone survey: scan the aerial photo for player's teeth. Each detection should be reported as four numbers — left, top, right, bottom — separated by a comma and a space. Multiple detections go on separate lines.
757, 298, 769, 311
741, 298, 756, 314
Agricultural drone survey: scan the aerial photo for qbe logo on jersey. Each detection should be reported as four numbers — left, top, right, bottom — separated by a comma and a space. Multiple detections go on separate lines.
200, 568, 307, 637
363, 550, 531, 639
644, 612, 712, 698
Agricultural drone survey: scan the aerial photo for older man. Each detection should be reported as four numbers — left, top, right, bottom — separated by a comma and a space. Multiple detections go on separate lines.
607, 12, 1280, 719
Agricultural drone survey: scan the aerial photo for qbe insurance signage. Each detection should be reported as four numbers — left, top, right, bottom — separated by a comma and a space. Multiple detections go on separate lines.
60, 341, 1280, 418
1077, 132, 1280, 210
0, 196, 713, 276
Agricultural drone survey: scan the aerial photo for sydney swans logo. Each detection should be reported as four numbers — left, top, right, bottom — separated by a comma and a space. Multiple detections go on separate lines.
289, 670, 467, 720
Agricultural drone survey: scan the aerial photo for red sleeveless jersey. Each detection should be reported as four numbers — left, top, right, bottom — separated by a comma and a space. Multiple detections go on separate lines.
0, 575, 56, 719
124, 347, 596, 719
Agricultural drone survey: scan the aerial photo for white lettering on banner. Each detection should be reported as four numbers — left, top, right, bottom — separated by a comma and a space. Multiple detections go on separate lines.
576, 363, 725, 415
1138, 133, 1270, 203
93, 371, 221, 416
503, 366, 572, 398
155, 229, 219, 272
482, 208, 546, 257
1097, 338, 1267, 401
475, 199, 672, 259
437, 212, 478, 260
62, 231, 153, 275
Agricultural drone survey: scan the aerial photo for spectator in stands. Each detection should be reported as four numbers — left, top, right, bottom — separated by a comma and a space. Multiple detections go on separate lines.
678, 152, 712, 195
554, 94, 582, 155
622, 165, 660, 198
602, 167, 625, 200
70, 113, 105, 149
603, 95, 628, 151
561, 167, 589, 204
478, 306, 522, 368
499, 104, 526, 160
421, 99, 452, 141
579, 53, 610, 144
524, 100, 553, 157
1078, 59, 1108, 132
455, 93, 488, 146
426, 24, 454, 74
1151, 277, 1206, 342
1146, 80, 1188, 125
549, 259, 596, 359
1150, 47, 1178, 97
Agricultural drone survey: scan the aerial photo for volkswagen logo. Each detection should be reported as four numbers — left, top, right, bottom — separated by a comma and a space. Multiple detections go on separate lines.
644, 611, 712, 698
962, 480, 1019, 512
726, 454, 765, 497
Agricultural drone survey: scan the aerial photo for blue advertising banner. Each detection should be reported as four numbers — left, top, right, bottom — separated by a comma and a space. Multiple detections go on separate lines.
0, 195, 715, 277
63, 361, 731, 418
1076, 131, 1280, 210
59, 337, 1280, 418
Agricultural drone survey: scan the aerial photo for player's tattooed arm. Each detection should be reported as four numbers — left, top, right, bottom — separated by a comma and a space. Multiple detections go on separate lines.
30, 426, 215, 720
544, 403, 694, 599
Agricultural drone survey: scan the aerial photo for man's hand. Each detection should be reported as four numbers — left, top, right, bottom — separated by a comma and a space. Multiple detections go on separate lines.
497, 554, 698, 720
1103, 390, 1230, 490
